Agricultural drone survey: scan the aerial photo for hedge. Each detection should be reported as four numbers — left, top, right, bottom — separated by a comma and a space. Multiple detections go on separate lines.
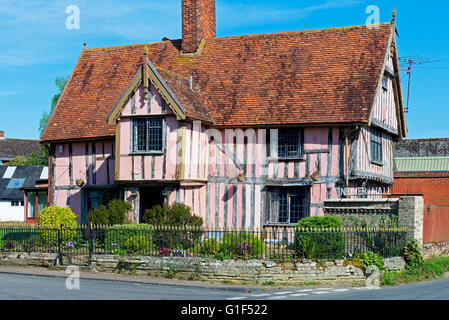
294, 216, 345, 259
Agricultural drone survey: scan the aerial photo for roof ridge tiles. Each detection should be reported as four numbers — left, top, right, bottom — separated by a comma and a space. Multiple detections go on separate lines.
214, 22, 392, 40
82, 22, 392, 53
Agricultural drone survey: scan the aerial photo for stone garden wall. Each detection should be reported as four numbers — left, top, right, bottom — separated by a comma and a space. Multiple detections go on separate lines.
0, 252, 406, 287
0, 252, 58, 267
325, 196, 425, 247
90, 255, 368, 286
422, 241, 449, 259
324, 198, 400, 228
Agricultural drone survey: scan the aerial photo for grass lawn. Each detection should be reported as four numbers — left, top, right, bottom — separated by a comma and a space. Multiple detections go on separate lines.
381, 256, 449, 286
0, 228, 37, 241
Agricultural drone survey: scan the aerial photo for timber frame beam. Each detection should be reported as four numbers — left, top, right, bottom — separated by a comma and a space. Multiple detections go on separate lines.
107, 60, 187, 126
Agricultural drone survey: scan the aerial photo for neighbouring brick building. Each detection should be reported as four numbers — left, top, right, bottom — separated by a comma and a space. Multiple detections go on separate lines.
394, 138, 449, 205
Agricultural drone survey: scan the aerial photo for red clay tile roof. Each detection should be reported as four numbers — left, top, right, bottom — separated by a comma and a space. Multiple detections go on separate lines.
41, 23, 394, 143
154, 66, 214, 123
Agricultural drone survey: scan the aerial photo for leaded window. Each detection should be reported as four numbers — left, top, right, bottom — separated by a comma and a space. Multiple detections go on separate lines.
132, 118, 164, 153
371, 128, 383, 164
277, 128, 303, 159
267, 187, 309, 225
382, 75, 388, 90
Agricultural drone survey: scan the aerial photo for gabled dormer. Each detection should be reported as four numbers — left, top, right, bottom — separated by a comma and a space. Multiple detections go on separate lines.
107, 50, 212, 183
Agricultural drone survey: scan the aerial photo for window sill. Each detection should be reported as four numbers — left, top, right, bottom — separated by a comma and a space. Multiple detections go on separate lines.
129, 151, 164, 156
268, 157, 305, 162
263, 223, 299, 228
371, 160, 384, 167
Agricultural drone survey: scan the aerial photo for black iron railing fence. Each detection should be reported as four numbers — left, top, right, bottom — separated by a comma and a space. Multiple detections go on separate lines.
0, 223, 407, 263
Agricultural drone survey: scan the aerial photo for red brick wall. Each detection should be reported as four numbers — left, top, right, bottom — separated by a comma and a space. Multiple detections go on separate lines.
393, 172, 449, 205
182, 0, 216, 53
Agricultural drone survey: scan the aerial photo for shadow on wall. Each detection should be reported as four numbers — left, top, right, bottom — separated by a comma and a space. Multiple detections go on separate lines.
222, 185, 237, 202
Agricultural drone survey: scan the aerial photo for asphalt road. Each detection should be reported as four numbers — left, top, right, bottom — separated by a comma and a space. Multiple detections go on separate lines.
0, 271, 448, 300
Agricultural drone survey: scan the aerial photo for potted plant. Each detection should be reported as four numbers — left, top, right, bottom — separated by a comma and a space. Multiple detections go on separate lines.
76, 179, 85, 187
236, 172, 245, 182
310, 170, 321, 181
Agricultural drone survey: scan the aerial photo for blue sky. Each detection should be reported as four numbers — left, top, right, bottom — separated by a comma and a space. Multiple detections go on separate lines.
0, 0, 448, 140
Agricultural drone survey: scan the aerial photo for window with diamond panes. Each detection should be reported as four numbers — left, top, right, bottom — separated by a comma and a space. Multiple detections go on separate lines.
132, 118, 163, 153
277, 128, 302, 159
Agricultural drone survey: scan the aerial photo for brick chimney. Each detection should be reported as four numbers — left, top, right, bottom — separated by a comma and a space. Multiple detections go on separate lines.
0, 130, 4, 139
182, 0, 216, 53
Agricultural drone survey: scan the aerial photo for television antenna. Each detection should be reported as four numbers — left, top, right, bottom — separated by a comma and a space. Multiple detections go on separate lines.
399, 56, 443, 113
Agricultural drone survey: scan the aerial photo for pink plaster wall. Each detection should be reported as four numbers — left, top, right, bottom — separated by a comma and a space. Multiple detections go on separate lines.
356, 126, 394, 180
52, 140, 115, 219
372, 56, 399, 130
118, 84, 179, 182
53, 141, 116, 188
51, 77, 397, 229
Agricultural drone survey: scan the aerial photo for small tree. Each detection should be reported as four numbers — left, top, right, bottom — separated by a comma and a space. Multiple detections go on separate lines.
8, 152, 48, 166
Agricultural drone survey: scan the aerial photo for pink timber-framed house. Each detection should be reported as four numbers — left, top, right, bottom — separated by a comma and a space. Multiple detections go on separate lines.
40, 0, 407, 228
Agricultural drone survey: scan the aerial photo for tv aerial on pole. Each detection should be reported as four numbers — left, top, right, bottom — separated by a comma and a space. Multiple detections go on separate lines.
398, 56, 443, 113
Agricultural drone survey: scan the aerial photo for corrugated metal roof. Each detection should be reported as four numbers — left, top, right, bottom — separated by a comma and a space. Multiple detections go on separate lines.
395, 157, 449, 172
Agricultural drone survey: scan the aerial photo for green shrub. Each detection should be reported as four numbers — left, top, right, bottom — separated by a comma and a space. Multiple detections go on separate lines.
354, 251, 384, 271
39, 205, 77, 226
219, 232, 264, 258
294, 216, 345, 260
214, 249, 233, 261
88, 200, 131, 225
107, 199, 132, 224
38, 206, 77, 246
200, 238, 220, 255
87, 205, 109, 225
143, 203, 204, 249
122, 235, 151, 255
142, 203, 203, 227
296, 216, 343, 229
104, 224, 153, 254
403, 240, 424, 268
